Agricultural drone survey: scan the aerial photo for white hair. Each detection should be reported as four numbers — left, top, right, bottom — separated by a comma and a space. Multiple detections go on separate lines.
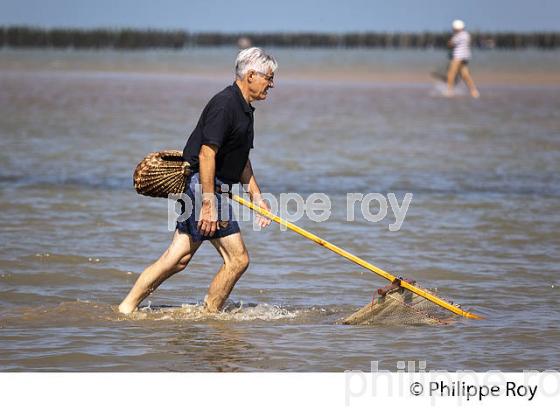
235, 47, 278, 80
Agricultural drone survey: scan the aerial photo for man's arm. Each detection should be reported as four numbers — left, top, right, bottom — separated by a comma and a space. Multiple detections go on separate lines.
240, 159, 271, 228
448, 34, 456, 49
240, 158, 262, 202
198, 144, 219, 236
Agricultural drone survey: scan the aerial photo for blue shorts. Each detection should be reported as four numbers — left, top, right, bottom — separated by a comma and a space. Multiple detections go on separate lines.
176, 173, 240, 242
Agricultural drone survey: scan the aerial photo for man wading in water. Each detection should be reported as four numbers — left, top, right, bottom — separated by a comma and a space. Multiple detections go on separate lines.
119, 48, 276, 314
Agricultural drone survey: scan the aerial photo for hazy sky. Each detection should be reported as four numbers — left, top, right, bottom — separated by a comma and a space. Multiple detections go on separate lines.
1, 0, 559, 32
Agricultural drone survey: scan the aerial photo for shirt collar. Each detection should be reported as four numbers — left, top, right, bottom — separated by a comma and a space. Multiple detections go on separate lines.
232, 82, 255, 114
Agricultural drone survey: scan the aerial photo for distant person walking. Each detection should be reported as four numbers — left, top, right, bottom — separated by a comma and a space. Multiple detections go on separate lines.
447, 20, 480, 98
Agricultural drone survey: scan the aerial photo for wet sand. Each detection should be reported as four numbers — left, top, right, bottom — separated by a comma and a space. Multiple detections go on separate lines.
1, 48, 559, 86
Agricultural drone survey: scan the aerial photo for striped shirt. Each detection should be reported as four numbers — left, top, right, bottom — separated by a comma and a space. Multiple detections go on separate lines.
451, 31, 472, 60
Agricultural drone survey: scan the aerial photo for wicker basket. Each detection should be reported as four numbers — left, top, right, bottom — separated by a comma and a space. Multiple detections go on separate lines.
133, 150, 191, 198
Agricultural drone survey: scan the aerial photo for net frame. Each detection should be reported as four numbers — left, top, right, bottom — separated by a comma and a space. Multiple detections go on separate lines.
340, 285, 457, 326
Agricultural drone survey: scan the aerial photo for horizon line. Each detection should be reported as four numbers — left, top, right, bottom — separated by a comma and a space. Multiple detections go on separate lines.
2, 25, 560, 35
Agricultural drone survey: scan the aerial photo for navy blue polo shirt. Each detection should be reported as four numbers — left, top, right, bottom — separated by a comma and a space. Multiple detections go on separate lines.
183, 82, 255, 184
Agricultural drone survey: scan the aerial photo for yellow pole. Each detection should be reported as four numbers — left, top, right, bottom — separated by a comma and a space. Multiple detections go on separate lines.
231, 194, 482, 320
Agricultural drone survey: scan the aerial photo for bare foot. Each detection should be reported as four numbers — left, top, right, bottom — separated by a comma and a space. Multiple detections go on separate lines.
471, 90, 480, 98
118, 302, 137, 315
203, 306, 220, 314
203, 295, 221, 313
443, 89, 454, 98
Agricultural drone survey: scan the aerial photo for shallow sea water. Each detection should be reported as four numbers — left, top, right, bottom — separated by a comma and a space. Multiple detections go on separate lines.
0, 48, 559, 371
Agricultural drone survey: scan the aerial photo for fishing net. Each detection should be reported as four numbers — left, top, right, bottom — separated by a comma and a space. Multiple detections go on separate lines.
340, 281, 457, 326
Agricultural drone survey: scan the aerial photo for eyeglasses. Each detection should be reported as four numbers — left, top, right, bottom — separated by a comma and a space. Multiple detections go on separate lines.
254, 71, 274, 84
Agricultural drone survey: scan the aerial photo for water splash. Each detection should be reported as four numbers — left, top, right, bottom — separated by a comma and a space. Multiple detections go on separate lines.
130, 301, 302, 322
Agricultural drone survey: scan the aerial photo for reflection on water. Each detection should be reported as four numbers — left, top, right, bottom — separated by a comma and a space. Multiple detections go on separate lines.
0, 49, 559, 371
166, 321, 258, 372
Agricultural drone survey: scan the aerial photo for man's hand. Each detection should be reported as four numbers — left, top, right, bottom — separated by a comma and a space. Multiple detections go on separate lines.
198, 196, 219, 236
254, 196, 272, 228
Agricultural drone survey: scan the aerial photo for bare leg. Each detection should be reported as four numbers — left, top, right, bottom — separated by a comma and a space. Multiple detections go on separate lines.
204, 233, 250, 313
446, 59, 462, 96
118, 230, 202, 314
460, 65, 480, 98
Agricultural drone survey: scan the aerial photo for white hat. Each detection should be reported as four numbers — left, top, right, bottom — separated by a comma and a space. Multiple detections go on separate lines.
452, 19, 465, 30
